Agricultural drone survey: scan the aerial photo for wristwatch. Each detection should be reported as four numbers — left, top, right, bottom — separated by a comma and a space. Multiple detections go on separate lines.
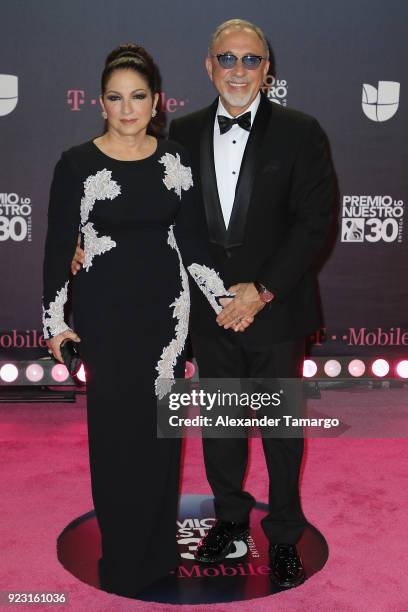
254, 281, 274, 304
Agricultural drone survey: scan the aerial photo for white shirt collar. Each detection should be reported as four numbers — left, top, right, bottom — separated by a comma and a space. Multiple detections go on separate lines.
216, 91, 261, 124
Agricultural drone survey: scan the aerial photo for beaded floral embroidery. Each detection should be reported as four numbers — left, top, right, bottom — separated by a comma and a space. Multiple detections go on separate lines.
42, 281, 71, 339
80, 169, 121, 224
187, 263, 232, 314
81, 222, 116, 272
159, 152, 193, 199
155, 226, 190, 399
80, 169, 120, 270
42, 169, 121, 339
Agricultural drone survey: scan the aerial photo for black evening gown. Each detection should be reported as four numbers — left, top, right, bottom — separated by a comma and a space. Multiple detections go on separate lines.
42, 139, 229, 597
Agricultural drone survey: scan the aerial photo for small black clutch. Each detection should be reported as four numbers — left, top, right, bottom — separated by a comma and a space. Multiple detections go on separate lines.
60, 340, 82, 376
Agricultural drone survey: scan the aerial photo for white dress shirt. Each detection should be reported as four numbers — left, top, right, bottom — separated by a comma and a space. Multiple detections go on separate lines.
213, 92, 261, 228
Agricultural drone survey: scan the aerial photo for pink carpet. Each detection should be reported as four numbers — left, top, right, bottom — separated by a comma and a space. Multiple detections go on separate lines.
1, 392, 407, 611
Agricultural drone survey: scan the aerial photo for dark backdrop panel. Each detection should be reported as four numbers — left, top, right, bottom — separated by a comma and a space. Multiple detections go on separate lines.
1, 0, 407, 357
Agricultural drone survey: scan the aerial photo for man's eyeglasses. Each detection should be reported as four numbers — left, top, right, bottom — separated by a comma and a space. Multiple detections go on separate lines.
212, 53, 266, 70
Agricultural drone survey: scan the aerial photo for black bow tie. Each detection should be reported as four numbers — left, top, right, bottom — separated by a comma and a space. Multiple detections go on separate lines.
217, 111, 251, 135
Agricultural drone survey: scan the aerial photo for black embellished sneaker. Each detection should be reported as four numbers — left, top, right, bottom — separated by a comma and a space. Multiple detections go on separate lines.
269, 543, 305, 589
194, 520, 249, 563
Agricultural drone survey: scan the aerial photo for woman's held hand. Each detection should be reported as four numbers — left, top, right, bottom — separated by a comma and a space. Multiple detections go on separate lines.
71, 234, 85, 275
46, 329, 81, 363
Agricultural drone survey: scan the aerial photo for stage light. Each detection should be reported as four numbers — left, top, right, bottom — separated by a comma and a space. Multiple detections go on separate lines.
185, 361, 195, 379
25, 364, 44, 382
396, 360, 408, 379
51, 364, 69, 382
0, 363, 18, 382
1, 355, 406, 397
76, 364, 86, 383
324, 359, 341, 377
371, 359, 390, 377
303, 359, 317, 377
348, 359, 366, 377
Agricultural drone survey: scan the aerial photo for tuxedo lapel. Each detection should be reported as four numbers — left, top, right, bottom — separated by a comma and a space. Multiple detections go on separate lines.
199, 99, 226, 246
225, 94, 272, 248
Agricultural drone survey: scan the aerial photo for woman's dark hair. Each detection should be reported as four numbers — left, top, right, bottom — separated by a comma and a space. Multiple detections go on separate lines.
101, 43, 164, 135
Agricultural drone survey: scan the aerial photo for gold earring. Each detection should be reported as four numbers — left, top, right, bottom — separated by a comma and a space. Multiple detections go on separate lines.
151, 108, 157, 118
101, 111, 107, 119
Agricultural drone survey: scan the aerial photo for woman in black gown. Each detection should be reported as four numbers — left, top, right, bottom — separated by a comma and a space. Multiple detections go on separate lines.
42, 44, 242, 597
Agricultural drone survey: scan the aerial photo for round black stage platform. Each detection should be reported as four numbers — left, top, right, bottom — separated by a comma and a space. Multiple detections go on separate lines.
57, 494, 328, 604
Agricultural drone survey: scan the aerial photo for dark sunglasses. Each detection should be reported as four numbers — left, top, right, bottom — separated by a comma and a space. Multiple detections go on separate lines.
213, 53, 266, 70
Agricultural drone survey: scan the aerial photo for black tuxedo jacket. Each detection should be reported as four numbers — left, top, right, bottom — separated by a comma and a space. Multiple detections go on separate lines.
169, 93, 335, 346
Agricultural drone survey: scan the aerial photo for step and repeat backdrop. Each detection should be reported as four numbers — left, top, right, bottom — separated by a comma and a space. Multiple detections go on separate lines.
1, 0, 407, 359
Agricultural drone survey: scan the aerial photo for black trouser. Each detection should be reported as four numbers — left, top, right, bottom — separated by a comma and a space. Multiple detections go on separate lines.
190, 330, 307, 545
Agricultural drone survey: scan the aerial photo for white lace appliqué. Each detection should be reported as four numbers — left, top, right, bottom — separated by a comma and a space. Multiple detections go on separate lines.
42, 281, 72, 339
187, 263, 232, 314
82, 222, 116, 271
43, 169, 121, 339
159, 152, 193, 199
80, 169, 120, 270
155, 226, 190, 399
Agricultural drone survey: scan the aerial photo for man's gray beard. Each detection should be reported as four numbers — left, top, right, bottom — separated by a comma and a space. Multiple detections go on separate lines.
221, 88, 253, 110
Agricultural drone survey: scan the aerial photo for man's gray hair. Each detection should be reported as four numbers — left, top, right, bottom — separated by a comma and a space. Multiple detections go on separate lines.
208, 19, 269, 58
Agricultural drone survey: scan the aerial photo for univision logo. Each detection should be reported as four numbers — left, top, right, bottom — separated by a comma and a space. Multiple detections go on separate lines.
362, 81, 400, 122
0, 75, 18, 117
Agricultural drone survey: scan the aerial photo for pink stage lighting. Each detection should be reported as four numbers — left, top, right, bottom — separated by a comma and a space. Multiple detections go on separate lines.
396, 360, 408, 379
76, 364, 86, 382
348, 359, 366, 377
324, 359, 341, 377
51, 364, 69, 382
0, 363, 18, 382
25, 364, 45, 382
371, 359, 390, 377
185, 360, 195, 379
303, 359, 317, 378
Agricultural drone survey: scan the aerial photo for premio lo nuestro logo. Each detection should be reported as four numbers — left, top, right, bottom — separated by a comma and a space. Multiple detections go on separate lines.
0, 74, 18, 117
56, 494, 327, 604
362, 81, 400, 122
341, 195, 404, 244
262, 76, 288, 106
0, 193, 32, 242
177, 517, 257, 563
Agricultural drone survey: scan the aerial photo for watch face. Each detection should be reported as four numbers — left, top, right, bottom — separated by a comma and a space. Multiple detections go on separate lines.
261, 290, 274, 303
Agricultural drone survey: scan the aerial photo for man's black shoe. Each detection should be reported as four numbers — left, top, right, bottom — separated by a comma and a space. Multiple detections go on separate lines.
269, 544, 305, 589
194, 520, 249, 563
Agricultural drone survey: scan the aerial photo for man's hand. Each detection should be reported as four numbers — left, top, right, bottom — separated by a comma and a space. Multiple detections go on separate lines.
233, 315, 255, 332
71, 235, 85, 275
218, 297, 254, 332
217, 283, 265, 330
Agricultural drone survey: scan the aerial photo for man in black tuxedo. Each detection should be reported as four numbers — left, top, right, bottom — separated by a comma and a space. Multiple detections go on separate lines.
168, 19, 334, 588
